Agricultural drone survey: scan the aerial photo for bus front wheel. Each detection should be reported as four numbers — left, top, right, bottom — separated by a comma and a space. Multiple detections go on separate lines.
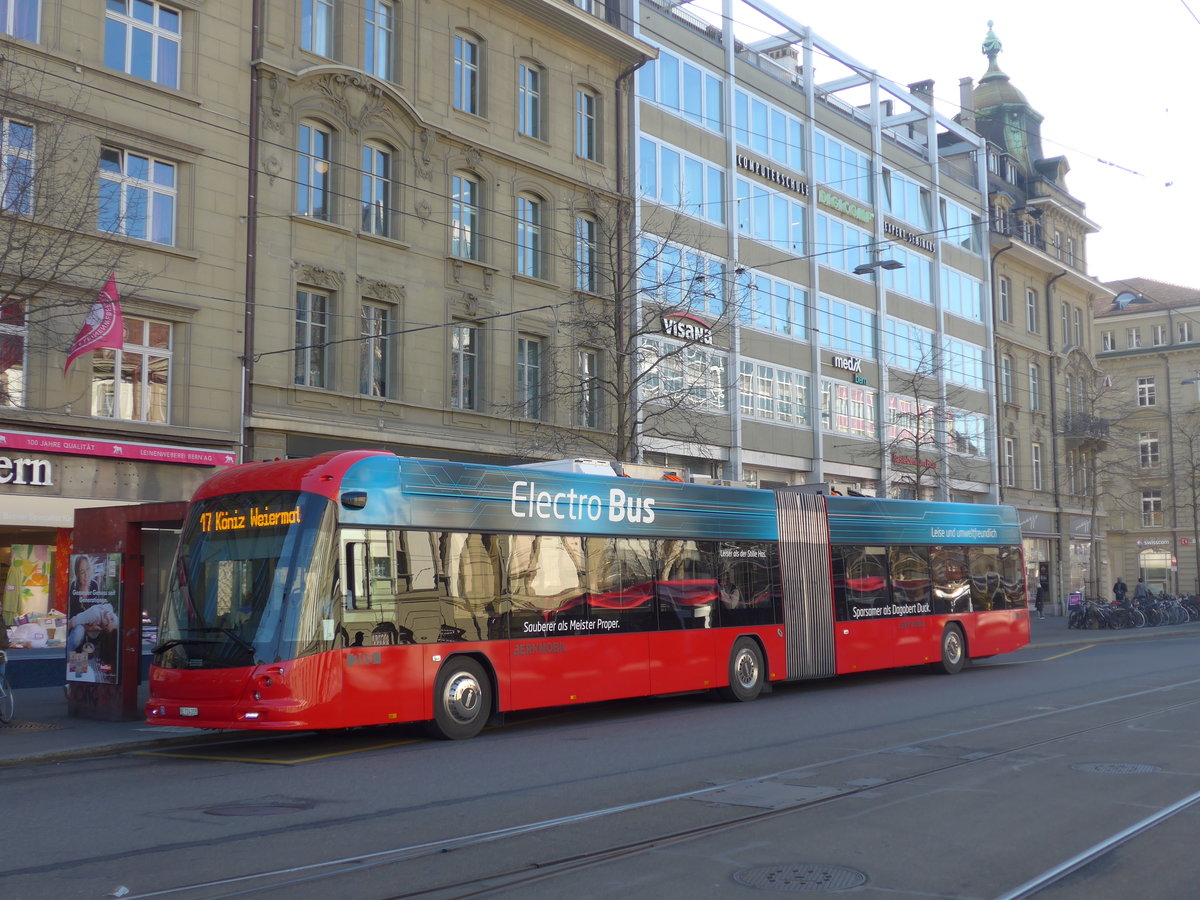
932, 624, 966, 675
718, 638, 764, 702
428, 657, 492, 740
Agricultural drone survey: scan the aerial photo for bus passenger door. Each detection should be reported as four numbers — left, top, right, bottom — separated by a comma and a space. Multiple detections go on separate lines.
338, 532, 427, 727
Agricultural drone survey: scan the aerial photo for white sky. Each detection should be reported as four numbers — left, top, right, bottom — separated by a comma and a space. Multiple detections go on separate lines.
684, 0, 1200, 289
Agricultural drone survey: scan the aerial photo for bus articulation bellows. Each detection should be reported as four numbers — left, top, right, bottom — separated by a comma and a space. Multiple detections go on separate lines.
146, 451, 1030, 739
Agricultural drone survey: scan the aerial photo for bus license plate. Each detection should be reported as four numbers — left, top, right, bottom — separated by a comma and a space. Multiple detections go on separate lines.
180, 707, 199, 717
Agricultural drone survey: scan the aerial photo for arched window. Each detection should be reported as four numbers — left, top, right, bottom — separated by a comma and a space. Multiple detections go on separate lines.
518, 61, 543, 139
575, 87, 598, 160
361, 141, 394, 237
297, 121, 332, 220
575, 213, 598, 292
516, 193, 544, 278
451, 172, 481, 260
454, 31, 482, 114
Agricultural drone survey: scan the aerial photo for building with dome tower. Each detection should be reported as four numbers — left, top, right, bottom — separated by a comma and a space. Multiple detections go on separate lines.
966, 23, 1114, 610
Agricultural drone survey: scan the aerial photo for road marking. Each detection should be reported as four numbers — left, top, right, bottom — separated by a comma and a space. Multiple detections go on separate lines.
136, 738, 421, 764
1037, 645, 1096, 660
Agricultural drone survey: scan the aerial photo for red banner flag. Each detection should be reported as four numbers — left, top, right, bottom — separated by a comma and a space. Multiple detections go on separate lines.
64, 273, 123, 375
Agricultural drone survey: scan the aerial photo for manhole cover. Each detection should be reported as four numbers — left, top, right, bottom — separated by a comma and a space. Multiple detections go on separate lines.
205, 804, 310, 816
1072, 762, 1162, 775
0, 721, 67, 732
733, 864, 867, 892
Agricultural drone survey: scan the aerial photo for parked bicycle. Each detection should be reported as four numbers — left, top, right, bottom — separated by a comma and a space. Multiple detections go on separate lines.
1068, 591, 1200, 631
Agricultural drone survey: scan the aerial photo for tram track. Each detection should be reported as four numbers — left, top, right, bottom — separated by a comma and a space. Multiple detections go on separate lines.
114, 674, 1200, 900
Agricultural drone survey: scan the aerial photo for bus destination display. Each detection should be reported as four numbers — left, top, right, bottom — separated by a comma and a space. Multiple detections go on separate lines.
198, 506, 301, 533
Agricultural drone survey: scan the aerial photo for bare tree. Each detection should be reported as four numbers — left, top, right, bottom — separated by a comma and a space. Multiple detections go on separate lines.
1172, 408, 1200, 596
1075, 368, 1143, 598
0, 52, 143, 387
878, 343, 986, 500
501, 201, 745, 467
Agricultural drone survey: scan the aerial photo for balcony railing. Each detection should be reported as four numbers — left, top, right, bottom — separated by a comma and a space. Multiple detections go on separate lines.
1061, 413, 1110, 444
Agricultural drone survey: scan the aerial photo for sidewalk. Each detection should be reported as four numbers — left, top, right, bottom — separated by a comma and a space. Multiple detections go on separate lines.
2, 615, 1197, 767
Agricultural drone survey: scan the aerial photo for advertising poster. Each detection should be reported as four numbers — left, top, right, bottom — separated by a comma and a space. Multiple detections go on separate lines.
2, 543, 52, 624
66, 553, 123, 684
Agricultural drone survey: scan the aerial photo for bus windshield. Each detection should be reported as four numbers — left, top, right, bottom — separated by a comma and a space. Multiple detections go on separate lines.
153, 490, 338, 669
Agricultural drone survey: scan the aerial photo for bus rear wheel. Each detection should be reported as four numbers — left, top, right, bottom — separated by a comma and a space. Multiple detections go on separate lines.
428, 657, 491, 740
718, 638, 764, 702
932, 624, 966, 675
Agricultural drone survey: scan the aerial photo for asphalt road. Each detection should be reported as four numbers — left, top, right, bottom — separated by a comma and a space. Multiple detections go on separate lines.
5, 630, 1200, 899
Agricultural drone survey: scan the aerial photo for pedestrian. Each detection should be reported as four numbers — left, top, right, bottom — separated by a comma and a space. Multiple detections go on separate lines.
1113, 577, 1128, 606
1133, 577, 1152, 606
1034, 581, 1047, 619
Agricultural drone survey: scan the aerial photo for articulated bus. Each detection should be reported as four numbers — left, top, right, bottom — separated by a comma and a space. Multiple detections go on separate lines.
146, 451, 1030, 739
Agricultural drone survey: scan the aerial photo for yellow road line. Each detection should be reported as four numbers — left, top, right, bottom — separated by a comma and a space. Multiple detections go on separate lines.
978, 644, 1096, 667
136, 738, 421, 764
1037, 645, 1097, 661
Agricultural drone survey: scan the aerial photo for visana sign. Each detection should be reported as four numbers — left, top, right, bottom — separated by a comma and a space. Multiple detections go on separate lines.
661, 313, 714, 345
0, 456, 52, 486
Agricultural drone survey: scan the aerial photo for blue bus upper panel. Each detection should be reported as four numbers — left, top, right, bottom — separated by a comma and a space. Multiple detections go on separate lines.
333, 455, 1022, 546
338, 456, 780, 541
824, 496, 1022, 546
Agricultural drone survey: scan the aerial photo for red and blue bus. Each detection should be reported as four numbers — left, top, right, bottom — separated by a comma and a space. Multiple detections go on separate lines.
146, 451, 1029, 738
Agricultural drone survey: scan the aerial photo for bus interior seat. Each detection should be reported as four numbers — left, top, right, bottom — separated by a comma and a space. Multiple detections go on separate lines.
370, 622, 399, 645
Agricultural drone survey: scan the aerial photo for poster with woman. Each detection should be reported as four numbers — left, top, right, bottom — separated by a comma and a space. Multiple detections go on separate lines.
66, 553, 123, 684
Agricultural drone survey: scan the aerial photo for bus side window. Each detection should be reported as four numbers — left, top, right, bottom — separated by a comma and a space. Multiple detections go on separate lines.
393, 531, 444, 643
656, 539, 716, 630
440, 532, 504, 642
969, 548, 1003, 611
341, 531, 402, 643
834, 546, 889, 620
889, 546, 931, 613
930, 545, 969, 614
717, 541, 777, 626
999, 546, 1024, 610
587, 537, 655, 633
831, 547, 849, 621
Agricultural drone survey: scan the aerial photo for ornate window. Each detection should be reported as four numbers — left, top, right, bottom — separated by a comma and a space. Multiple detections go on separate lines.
296, 123, 331, 220
451, 173, 480, 260
359, 304, 389, 397
361, 142, 392, 236
451, 322, 480, 409
295, 289, 330, 388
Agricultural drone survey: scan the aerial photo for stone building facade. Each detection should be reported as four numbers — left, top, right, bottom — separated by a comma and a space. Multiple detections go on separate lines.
968, 25, 1113, 609
1095, 278, 1200, 596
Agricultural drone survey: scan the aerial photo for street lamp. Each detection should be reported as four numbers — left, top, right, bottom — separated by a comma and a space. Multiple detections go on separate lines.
853, 258, 904, 275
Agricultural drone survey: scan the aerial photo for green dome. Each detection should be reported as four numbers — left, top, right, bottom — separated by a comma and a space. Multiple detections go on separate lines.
973, 21, 1030, 111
